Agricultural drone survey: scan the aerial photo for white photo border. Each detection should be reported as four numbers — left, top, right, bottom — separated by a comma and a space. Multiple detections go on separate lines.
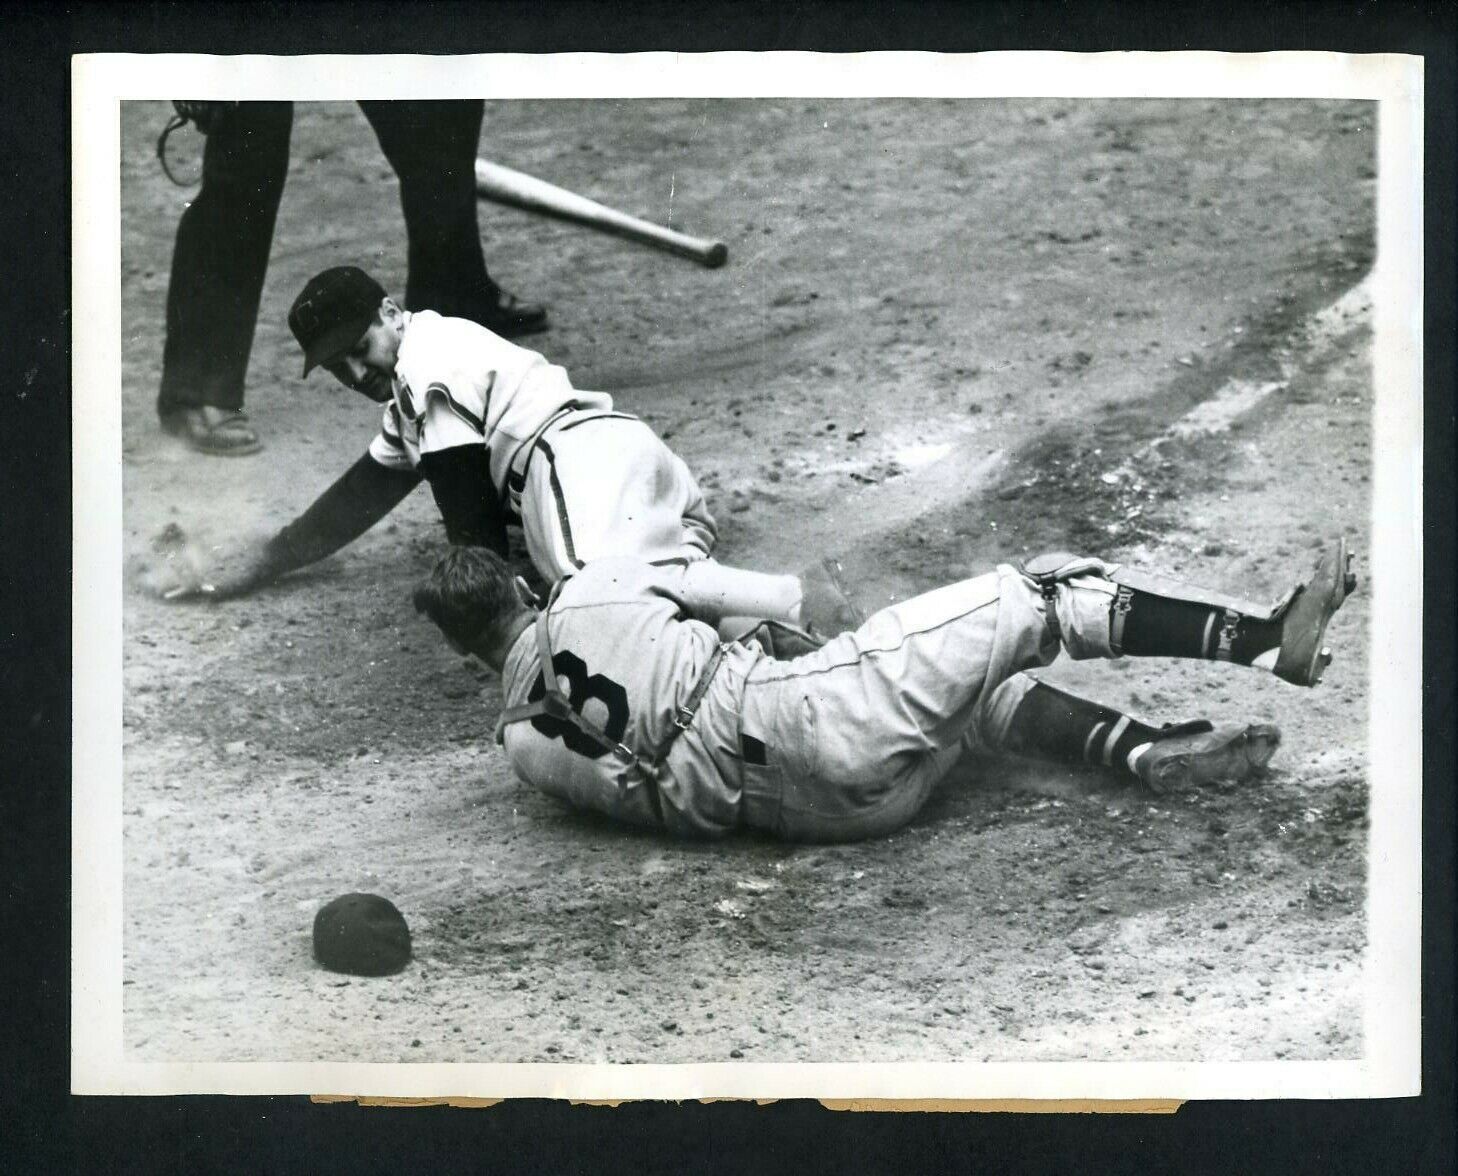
72, 50, 1424, 1100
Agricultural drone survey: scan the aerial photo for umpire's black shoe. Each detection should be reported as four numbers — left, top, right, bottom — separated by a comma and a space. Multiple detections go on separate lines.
465, 282, 550, 338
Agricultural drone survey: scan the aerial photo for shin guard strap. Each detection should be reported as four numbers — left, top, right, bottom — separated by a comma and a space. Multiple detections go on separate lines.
1039, 579, 1062, 644
1110, 585, 1134, 655
1213, 608, 1241, 662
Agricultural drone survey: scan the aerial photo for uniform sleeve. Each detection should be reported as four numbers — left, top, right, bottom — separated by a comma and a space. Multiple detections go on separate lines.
367, 401, 415, 471
264, 451, 422, 576
393, 314, 500, 457
416, 377, 493, 456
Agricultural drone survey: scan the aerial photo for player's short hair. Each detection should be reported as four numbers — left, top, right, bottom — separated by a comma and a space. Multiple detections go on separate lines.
413, 546, 522, 648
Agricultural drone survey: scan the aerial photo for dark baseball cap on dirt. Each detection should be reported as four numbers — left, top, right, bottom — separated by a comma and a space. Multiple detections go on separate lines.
289, 266, 387, 376
312, 892, 412, 976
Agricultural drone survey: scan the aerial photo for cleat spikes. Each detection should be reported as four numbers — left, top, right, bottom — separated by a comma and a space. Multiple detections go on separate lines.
1135, 722, 1281, 793
1274, 537, 1353, 686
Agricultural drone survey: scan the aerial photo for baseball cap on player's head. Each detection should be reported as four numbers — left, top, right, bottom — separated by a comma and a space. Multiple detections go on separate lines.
289, 266, 388, 376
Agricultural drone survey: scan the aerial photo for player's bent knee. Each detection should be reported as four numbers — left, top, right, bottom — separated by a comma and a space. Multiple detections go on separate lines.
1015, 551, 1119, 660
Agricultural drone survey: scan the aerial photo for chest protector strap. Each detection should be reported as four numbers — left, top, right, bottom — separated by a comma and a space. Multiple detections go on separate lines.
497, 583, 731, 775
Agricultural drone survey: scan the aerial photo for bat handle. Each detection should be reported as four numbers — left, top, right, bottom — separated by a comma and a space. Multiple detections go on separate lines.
659, 234, 727, 268
698, 241, 729, 269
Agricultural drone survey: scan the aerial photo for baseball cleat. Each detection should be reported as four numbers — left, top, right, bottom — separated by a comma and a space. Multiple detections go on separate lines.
1134, 721, 1282, 795
1273, 537, 1356, 686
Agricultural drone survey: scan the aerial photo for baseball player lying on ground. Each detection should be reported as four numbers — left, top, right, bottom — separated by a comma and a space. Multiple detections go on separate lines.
412, 538, 1356, 842
171, 265, 851, 636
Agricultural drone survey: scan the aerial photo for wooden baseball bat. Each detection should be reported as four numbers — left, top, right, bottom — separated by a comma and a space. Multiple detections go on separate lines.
475, 159, 728, 269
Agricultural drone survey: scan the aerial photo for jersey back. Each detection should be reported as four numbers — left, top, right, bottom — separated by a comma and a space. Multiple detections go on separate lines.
368, 310, 612, 492
499, 558, 723, 826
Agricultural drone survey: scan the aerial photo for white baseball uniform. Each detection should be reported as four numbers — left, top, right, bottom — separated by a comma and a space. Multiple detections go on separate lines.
496, 555, 1119, 842
366, 310, 716, 577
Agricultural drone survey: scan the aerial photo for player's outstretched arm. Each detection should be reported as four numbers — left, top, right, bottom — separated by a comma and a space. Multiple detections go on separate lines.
156, 453, 422, 600
268, 452, 424, 570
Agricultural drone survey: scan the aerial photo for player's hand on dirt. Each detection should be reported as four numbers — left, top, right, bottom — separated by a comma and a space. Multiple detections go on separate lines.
141, 524, 275, 602
195, 535, 281, 600
136, 523, 210, 600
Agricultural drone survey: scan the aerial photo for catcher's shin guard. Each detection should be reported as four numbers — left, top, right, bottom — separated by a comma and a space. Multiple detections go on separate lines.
1105, 538, 1356, 686
1106, 564, 1290, 664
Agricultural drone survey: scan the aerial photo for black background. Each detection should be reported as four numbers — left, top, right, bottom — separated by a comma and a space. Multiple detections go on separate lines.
3, 2, 1453, 1171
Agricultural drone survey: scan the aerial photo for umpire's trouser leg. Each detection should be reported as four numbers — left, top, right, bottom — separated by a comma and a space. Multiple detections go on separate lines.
359, 100, 492, 318
158, 101, 293, 415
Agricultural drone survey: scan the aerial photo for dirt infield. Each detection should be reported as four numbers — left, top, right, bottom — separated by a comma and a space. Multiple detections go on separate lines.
118, 99, 1374, 1064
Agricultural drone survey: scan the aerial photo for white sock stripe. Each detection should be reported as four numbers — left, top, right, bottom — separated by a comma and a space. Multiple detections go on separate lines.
1200, 610, 1218, 658
1083, 722, 1106, 763
1102, 715, 1132, 766
1126, 742, 1153, 774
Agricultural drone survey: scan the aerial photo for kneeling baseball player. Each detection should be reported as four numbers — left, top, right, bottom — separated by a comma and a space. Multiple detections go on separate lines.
412, 539, 1355, 842
170, 264, 852, 635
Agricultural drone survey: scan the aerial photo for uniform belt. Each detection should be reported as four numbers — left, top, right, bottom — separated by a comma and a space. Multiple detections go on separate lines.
505, 405, 578, 497
505, 406, 639, 496
555, 408, 637, 434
